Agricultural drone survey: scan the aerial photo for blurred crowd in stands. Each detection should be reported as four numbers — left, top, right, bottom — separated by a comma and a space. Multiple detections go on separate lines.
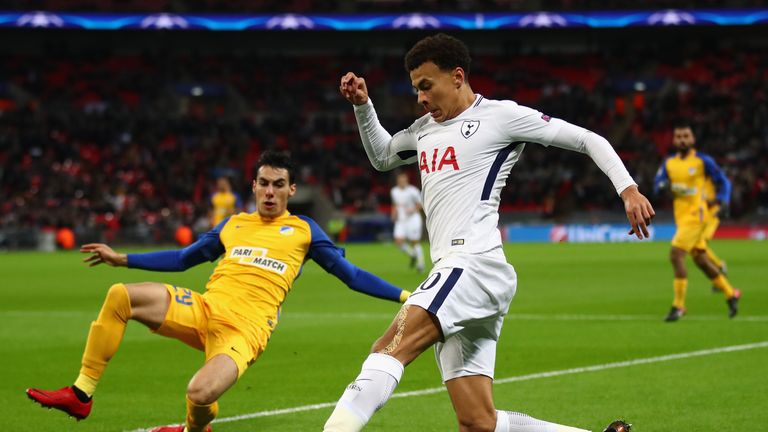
3, 0, 767, 12
1, 41, 767, 236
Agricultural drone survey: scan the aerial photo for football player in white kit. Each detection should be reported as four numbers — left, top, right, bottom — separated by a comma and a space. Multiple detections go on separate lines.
325, 34, 652, 432
391, 172, 425, 272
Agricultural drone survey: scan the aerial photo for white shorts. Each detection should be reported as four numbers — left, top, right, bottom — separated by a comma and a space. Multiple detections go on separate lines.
393, 214, 422, 241
403, 248, 517, 382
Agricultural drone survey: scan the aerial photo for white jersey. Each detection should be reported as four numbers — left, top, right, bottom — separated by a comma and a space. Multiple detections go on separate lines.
354, 94, 636, 262
391, 185, 422, 222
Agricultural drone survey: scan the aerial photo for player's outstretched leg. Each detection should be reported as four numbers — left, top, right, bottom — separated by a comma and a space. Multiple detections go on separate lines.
27, 283, 133, 419
324, 305, 440, 431
324, 353, 403, 431
446, 374, 592, 432
495, 411, 592, 432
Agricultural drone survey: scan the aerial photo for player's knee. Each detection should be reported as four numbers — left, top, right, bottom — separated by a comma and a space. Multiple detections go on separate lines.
104, 283, 131, 321
186, 382, 219, 405
691, 250, 706, 263
456, 412, 496, 432
106, 283, 127, 301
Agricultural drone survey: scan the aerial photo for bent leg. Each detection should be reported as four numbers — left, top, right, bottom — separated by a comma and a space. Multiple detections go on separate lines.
125, 282, 172, 329
372, 305, 442, 364
76, 282, 170, 396
691, 249, 720, 279
446, 375, 497, 432
185, 354, 239, 432
704, 245, 723, 270
692, 249, 736, 299
324, 305, 442, 432
444, 370, 590, 432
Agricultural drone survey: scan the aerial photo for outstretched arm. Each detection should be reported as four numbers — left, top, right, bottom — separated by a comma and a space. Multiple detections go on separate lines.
505, 104, 655, 238
549, 123, 655, 239
340, 72, 418, 171
300, 216, 409, 303
82, 219, 227, 272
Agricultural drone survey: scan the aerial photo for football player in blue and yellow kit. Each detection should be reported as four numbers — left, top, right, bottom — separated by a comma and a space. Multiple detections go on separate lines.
210, 176, 240, 228
27, 151, 411, 432
654, 124, 740, 322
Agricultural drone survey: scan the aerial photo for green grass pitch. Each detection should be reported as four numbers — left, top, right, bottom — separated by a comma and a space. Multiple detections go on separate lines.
1, 240, 766, 431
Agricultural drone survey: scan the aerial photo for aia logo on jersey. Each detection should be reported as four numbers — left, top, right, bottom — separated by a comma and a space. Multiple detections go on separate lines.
420, 146, 459, 174
461, 120, 480, 138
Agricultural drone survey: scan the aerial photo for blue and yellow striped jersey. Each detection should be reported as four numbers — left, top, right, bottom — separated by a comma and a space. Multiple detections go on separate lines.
654, 150, 731, 226
126, 211, 403, 334
204, 212, 313, 331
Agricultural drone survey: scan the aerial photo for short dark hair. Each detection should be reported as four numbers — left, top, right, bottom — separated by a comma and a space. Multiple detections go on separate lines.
673, 121, 694, 131
255, 150, 295, 184
404, 33, 471, 77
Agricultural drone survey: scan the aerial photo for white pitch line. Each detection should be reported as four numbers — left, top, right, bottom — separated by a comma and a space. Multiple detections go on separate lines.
128, 340, 768, 432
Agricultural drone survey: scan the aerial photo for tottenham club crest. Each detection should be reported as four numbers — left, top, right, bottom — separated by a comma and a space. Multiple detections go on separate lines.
460, 121, 480, 139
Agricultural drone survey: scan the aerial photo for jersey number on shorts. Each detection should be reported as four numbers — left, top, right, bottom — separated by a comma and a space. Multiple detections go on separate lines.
412, 268, 465, 314
173, 286, 193, 306
419, 273, 443, 291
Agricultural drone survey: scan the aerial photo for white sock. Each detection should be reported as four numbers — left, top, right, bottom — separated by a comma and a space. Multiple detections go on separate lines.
413, 243, 424, 268
496, 410, 591, 432
398, 242, 413, 256
324, 354, 404, 432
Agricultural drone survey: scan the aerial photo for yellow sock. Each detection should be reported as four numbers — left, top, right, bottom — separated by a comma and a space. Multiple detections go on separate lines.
186, 397, 218, 432
712, 274, 735, 298
76, 283, 132, 396
705, 246, 723, 269
73, 374, 98, 398
673, 278, 688, 309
